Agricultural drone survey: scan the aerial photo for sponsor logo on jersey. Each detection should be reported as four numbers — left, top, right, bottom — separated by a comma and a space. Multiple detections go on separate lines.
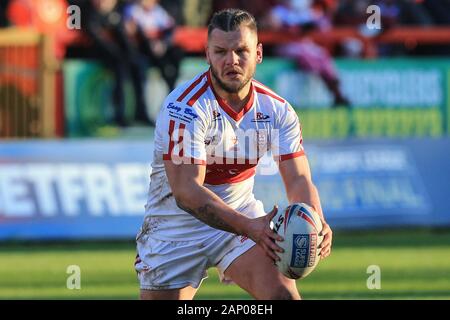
184, 108, 198, 119
167, 102, 198, 123
251, 112, 271, 123
167, 102, 182, 113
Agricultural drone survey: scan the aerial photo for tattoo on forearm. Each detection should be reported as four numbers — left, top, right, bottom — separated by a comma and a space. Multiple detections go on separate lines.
176, 201, 236, 233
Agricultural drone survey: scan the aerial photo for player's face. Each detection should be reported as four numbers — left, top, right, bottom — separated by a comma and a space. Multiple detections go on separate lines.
206, 26, 263, 94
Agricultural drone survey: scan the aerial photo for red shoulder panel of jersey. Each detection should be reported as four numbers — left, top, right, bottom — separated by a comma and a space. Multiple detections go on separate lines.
252, 80, 286, 103
187, 81, 209, 107
176, 72, 207, 103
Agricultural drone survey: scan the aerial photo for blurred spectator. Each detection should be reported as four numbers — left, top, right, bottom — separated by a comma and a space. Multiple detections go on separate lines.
6, 0, 74, 59
423, 0, 450, 25
212, 0, 276, 24
333, 0, 372, 27
264, 0, 350, 108
82, 0, 154, 127
391, 0, 433, 26
0, 1, 10, 27
7, 0, 68, 31
124, 0, 184, 92
183, 0, 213, 27
334, 0, 448, 56
334, 0, 436, 27
160, 0, 184, 25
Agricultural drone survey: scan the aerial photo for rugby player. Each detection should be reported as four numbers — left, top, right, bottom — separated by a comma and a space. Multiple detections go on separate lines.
135, 8, 332, 300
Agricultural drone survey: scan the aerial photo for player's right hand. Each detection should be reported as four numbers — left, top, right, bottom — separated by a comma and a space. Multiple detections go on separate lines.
246, 205, 285, 262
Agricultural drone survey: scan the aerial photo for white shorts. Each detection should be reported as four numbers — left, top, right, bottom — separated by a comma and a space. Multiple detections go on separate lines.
135, 230, 256, 290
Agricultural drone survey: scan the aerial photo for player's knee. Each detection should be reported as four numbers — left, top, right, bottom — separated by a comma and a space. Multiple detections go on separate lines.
267, 286, 300, 300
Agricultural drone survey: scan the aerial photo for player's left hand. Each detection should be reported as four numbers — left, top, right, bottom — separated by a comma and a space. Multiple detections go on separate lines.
318, 219, 332, 259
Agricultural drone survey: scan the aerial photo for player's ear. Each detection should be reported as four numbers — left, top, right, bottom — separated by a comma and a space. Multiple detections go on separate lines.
256, 43, 263, 64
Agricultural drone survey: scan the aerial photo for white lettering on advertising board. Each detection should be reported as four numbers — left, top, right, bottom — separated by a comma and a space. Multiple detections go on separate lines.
0, 163, 150, 218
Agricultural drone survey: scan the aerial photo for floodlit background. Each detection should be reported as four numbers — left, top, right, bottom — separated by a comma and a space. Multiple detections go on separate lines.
1, 0, 450, 299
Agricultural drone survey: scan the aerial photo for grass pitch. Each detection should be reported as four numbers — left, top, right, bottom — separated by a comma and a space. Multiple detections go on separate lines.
0, 229, 449, 300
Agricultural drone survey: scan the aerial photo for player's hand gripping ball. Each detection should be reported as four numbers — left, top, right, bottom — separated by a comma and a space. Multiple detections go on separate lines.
270, 203, 323, 279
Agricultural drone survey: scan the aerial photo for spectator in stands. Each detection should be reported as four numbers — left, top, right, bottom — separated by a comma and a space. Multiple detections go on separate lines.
212, 0, 276, 24
160, 0, 184, 25
334, 0, 437, 28
334, 0, 445, 56
6, 0, 75, 59
82, 0, 154, 127
183, 0, 213, 27
423, 0, 450, 25
0, 1, 11, 27
124, 0, 184, 92
263, 0, 350, 108
333, 0, 371, 27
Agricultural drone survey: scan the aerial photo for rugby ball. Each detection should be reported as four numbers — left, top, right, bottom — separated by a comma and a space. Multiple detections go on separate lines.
270, 203, 323, 279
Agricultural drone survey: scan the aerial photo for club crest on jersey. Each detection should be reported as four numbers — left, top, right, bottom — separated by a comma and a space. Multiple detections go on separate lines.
212, 110, 222, 121
252, 112, 271, 123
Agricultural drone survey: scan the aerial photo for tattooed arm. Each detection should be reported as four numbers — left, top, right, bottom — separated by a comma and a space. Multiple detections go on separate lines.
176, 203, 237, 234
163, 160, 283, 260
164, 160, 249, 235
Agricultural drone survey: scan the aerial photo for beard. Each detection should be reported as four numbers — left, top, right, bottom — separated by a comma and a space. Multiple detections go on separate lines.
210, 65, 253, 94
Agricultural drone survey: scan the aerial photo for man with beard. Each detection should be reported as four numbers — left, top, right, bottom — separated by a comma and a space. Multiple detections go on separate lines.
135, 8, 332, 300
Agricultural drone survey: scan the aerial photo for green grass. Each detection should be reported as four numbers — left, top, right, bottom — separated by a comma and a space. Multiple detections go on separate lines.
1, 229, 450, 300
